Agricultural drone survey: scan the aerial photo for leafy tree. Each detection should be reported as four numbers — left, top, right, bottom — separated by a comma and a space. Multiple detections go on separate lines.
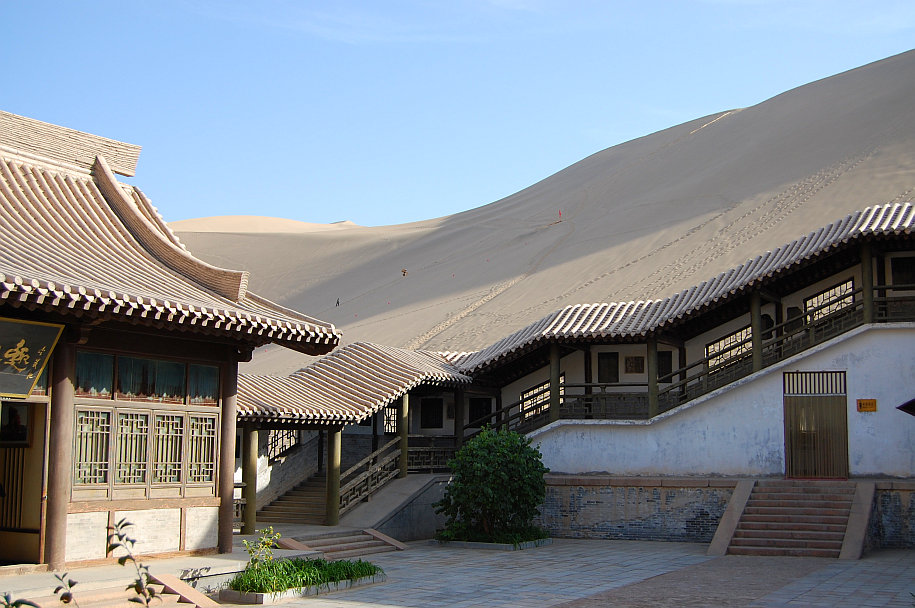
434, 427, 549, 542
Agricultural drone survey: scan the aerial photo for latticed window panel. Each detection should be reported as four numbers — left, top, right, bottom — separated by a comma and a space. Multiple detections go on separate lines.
188, 416, 217, 483
805, 279, 855, 321
153, 414, 184, 484
74, 410, 111, 485
115, 412, 149, 484
266, 428, 299, 461
383, 405, 399, 434
520, 374, 564, 420
706, 326, 752, 369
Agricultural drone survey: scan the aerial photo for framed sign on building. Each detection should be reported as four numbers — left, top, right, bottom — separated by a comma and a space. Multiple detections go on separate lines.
0, 317, 64, 399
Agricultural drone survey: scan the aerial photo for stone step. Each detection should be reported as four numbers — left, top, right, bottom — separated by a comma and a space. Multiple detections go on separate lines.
306, 534, 375, 548
746, 498, 852, 509
321, 540, 388, 554
737, 520, 847, 533
738, 512, 848, 525
730, 536, 843, 550
325, 545, 398, 561
732, 528, 845, 542
26, 584, 186, 608
755, 480, 854, 491
256, 513, 325, 523
749, 491, 853, 502
727, 545, 841, 558
742, 505, 850, 517
258, 503, 324, 513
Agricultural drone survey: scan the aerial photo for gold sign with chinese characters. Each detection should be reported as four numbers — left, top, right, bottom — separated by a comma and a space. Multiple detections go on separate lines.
856, 399, 877, 412
0, 317, 64, 398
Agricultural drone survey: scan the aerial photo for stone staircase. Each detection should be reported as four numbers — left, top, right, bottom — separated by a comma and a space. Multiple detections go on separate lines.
284, 529, 406, 561
727, 479, 855, 557
257, 473, 327, 524
25, 581, 205, 608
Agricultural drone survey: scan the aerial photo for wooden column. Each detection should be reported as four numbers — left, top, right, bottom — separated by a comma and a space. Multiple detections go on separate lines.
241, 424, 258, 535
647, 337, 658, 418
325, 426, 342, 526
398, 394, 409, 478
454, 387, 465, 450
583, 346, 592, 395
861, 242, 874, 323
549, 343, 561, 423
750, 290, 763, 372
218, 361, 238, 553
46, 341, 75, 570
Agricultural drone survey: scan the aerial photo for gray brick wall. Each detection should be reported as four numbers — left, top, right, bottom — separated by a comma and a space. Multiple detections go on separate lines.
537, 478, 733, 543
867, 488, 915, 549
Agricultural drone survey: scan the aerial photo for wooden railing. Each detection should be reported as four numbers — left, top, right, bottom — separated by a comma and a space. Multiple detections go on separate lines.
408, 435, 456, 473
339, 437, 401, 515
459, 287, 915, 436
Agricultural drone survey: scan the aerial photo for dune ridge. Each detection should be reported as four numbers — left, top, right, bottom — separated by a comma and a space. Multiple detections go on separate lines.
174, 50, 915, 375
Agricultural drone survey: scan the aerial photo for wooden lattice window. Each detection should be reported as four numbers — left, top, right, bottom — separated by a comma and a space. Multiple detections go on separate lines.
74, 410, 111, 485
520, 373, 564, 420
188, 416, 217, 483
115, 412, 148, 484
383, 405, 398, 434
153, 414, 184, 484
804, 279, 855, 321
266, 428, 299, 462
706, 326, 752, 369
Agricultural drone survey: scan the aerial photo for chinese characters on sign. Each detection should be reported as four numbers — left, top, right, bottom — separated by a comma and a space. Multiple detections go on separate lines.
0, 317, 64, 399
856, 399, 877, 412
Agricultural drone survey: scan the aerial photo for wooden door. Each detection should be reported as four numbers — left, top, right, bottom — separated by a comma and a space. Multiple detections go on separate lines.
783, 371, 849, 479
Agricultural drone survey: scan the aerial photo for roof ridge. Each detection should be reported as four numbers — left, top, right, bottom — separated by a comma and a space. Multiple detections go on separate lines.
92, 155, 252, 302
0, 110, 141, 176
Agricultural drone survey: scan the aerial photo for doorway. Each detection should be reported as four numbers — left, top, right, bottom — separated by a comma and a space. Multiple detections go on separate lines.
783, 371, 849, 479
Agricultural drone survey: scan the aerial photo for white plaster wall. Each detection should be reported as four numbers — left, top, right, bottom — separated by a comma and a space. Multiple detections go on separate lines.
114, 508, 180, 555
65, 512, 108, 562
185, 506, 219, 550
532, 324, 915, 478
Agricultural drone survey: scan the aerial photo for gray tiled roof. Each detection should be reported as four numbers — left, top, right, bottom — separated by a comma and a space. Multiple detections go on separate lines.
237, 342, 471, 424
0, 115, 339, 353
450, 203, 915, 372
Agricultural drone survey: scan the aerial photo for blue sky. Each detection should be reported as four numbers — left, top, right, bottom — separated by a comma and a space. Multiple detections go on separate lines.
2, 1, 914, 226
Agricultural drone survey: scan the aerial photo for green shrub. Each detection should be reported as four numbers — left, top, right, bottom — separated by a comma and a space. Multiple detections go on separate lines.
434, 427, 549, 543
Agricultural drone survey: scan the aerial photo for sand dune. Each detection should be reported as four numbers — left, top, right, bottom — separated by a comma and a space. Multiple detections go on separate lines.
174, 50, 915, 375
169, 216, 359, 234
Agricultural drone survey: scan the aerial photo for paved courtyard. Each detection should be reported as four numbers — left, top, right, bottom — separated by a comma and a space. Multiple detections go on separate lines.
219, 539, 915, 608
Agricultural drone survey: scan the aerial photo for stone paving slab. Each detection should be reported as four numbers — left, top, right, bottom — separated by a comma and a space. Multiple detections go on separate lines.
215, 539, 914, 608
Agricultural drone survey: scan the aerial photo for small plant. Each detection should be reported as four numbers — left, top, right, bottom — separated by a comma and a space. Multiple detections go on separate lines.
434, 426, 549, 543
228, 557, 382, 595
53, 572, 79, 606
0, 594, 38, 608
242, 526, 281, 568
107, 518, 158, 606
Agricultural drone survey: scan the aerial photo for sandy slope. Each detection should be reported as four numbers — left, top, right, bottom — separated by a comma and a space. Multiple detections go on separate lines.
175, 50, 915, 375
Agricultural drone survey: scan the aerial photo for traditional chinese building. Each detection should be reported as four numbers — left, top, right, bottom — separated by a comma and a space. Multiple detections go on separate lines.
0, 111, 339, 568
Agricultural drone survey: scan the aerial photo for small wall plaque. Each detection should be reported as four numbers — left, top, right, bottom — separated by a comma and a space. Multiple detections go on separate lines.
857, 399, 877, 412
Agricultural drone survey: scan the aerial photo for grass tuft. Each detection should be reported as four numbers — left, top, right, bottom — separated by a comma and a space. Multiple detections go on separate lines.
228, 558, 382, 594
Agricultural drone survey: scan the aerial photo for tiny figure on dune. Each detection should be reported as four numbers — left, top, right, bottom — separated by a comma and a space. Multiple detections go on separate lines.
402, 268, 408, 277
335, 298, 340, 307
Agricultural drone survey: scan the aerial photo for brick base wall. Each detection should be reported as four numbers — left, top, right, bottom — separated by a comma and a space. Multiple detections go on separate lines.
867, 482, 915, 549
537, 475, 736, 543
